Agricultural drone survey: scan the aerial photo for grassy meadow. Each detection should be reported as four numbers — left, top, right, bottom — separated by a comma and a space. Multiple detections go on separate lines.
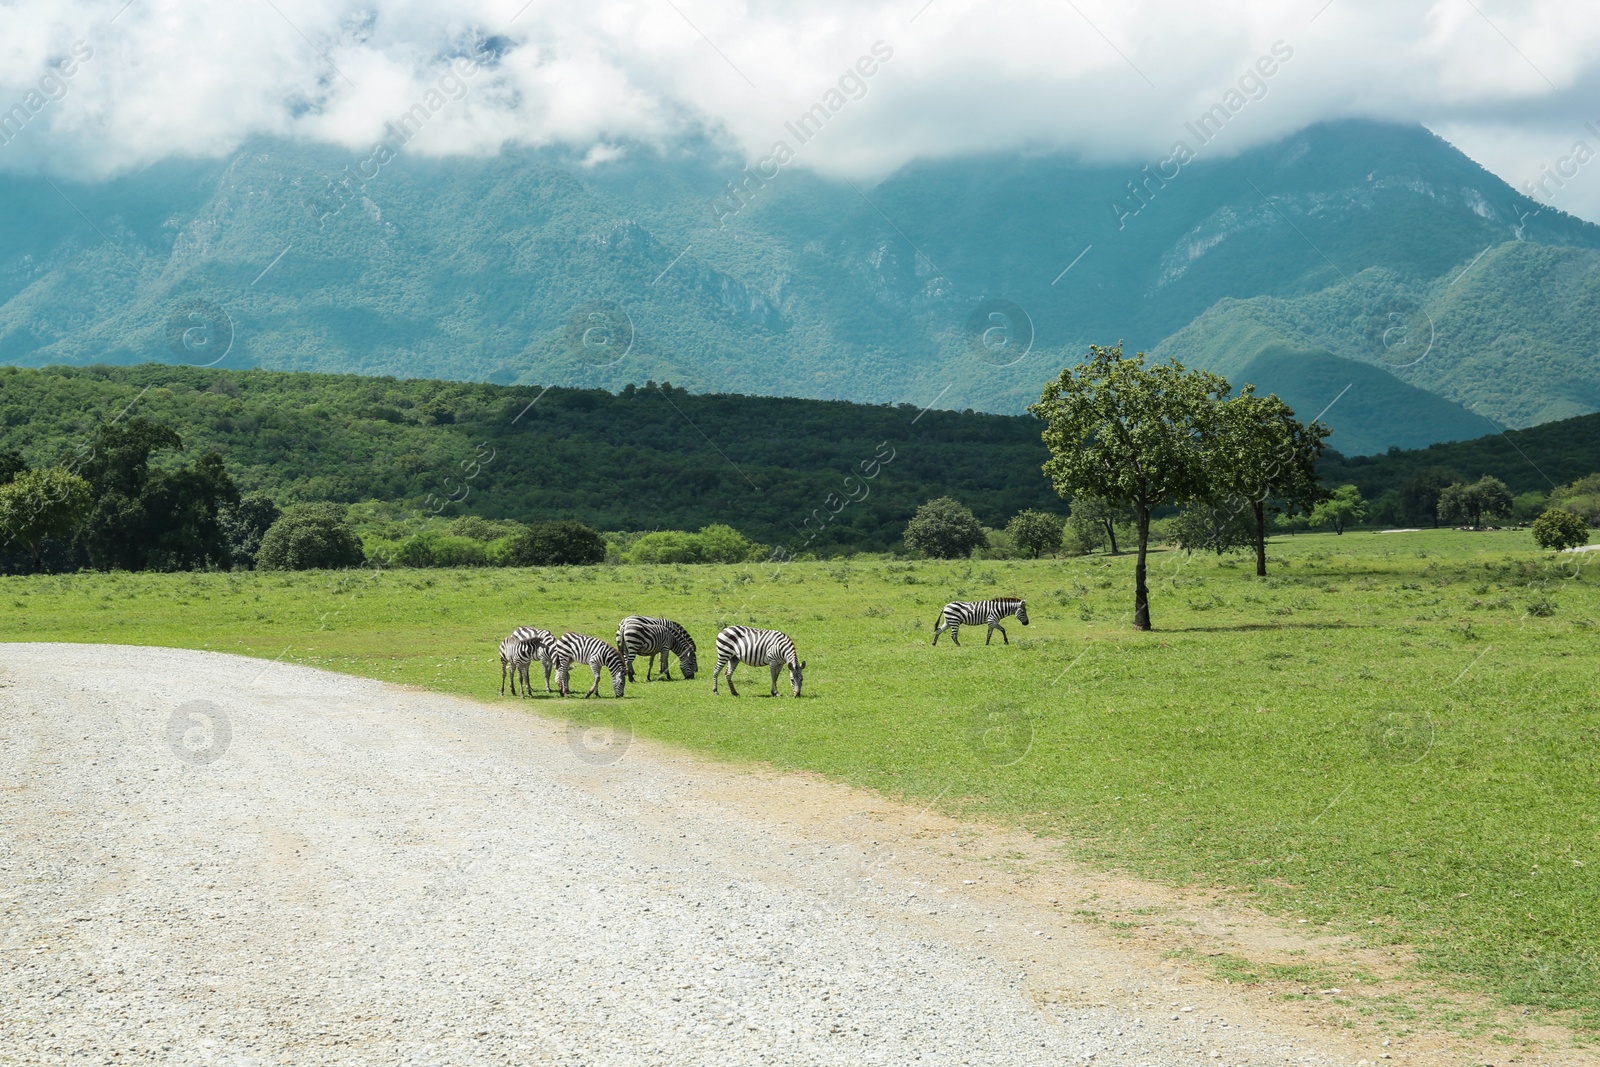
4, 530, 1599, 1028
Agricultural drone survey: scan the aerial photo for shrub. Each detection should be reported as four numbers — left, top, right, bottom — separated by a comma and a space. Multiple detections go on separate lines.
503, 520, 606, 566
1531, 508, 1590, 551
256, 504, 366, 571
903, 497, 987, 559
393, 531, 487, 567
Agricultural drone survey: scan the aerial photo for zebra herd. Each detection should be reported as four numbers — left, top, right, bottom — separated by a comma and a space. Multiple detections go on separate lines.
496, 597, 1026, 701
498, 616, 806, 699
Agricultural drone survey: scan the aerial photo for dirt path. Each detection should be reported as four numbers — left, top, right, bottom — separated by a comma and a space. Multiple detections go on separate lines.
0, 645, 1580, 1065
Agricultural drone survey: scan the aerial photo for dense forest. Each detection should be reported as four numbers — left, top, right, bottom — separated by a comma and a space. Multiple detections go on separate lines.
0, 364, 1061, 554
2, 363, 1595, 573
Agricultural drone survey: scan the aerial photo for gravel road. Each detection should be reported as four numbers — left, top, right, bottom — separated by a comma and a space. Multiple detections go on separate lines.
1, 644, 1355, 1066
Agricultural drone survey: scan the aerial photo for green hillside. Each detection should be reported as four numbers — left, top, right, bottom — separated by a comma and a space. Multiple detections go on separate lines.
0, 364, 1060, 552
3, 120, 1597, 431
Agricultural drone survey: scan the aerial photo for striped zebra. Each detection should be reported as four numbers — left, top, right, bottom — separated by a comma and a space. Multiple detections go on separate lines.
931, 597, 1029, 646
616, 616, 698, 682
499, 626, 555, 696
712, 626, 805, 697
549, 632, 628, 699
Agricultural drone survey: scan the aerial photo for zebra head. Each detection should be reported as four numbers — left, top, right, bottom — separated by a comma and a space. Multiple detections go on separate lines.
676, 632, 699, 679
789, 659, 805, 697
1016, 600, 1029, 626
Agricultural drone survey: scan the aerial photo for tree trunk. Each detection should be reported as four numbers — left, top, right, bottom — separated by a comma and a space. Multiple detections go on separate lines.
1133, 507, 1151, 631
1105, 519, 1119, 555
1253, 501, 1268, 577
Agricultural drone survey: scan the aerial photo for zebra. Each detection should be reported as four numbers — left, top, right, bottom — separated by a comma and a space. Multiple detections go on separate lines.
712, 626, 804, 697
616, 616, 698, 682
549, 632, 628, 698
499, 626, 555, 696
931, 598, 1029, 646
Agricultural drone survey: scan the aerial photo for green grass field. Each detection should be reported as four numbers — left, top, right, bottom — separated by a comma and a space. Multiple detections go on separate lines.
4, 531, 1598, 1028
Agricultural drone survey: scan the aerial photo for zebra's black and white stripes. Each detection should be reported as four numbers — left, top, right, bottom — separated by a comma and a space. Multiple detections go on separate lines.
549, 632, 628, 698
931, 598, 1029, 646
712, 626, 805, 697
499, 626, 555, 696
616, 616, 698, 681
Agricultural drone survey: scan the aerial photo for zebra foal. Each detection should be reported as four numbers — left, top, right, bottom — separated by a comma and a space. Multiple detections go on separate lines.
549, 632, 628, 698
711, 626, 805, 697
616, 616, 698, 681
931, 597, 1029, 646
499, 626, 555, 696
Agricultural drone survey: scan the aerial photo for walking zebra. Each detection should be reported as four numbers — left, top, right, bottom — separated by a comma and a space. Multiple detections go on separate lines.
616, 616, 698, 681
712, 626, 805, 697
931, 598, 1029, 646
549, 632, 628, 698
499, 626, 555, 696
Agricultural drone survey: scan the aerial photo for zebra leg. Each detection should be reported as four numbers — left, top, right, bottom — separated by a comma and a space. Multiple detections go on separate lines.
932, 619, 942, 646
950, 624, 961, 646
998, 621, 1008, 645
501, 659, 509, 696
986, 619, 996, 645
660, 651, 673, 681
713, 655, 725, 693
726, 658, 741, 697
769, 660, 781, 697
519, 658, 532, 696
586, 659, 603, 698
625, 654, 636, 684
543, 655, 554, 694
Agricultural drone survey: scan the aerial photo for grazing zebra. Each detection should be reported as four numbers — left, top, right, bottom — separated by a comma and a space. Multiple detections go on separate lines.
931, 597, 1029, 646
616, 616, 698, 682
549, 632, 628, 699
499, 626, 556, 696
712, 626, 805, 697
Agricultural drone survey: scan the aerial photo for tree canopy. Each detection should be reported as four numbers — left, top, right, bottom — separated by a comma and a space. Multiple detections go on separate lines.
903, 497, 988, 560
1030, 344, 1230, 629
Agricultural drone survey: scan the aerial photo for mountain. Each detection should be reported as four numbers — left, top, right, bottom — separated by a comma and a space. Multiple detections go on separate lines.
1226, 345, 1490, 455
1153, 242, 1600, 429
2, 120, 1598, 431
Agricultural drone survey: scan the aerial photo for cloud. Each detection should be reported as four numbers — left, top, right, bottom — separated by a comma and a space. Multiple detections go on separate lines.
2, 0, 1599, 221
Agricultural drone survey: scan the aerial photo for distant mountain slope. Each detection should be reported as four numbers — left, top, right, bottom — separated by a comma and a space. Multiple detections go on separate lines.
1229, 345, 1488, 455
1153, 242, 1600, 428
1320, 408, 1600, 499
2, 120, 1597, 432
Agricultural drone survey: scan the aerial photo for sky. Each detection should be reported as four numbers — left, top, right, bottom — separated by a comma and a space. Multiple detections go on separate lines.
3, 0, 1600, 223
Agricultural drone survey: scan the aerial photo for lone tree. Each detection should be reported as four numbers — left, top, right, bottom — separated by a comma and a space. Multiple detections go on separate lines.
903, 497, 987, 559
1531, 508, 1589, 551
1202, 388, 1328, 576
0, 468, 92, 571
1310, 484, 1367, 534
1030, 343, 1229, 630
1438, 475, 1514, 528
1005, 509, 1064, 558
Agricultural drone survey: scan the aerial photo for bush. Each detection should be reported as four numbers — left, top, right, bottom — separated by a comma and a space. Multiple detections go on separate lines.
1531, 508, 1590, 551
393, 530, 488, 567
903, 497, 988, 559
256, 503, 366, 571
624, 524, 764, 564
626, 530, 702, 564
503, 520, 606, 566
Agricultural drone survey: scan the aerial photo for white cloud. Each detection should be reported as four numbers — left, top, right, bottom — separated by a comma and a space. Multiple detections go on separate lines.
1, 0, 1598, 221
